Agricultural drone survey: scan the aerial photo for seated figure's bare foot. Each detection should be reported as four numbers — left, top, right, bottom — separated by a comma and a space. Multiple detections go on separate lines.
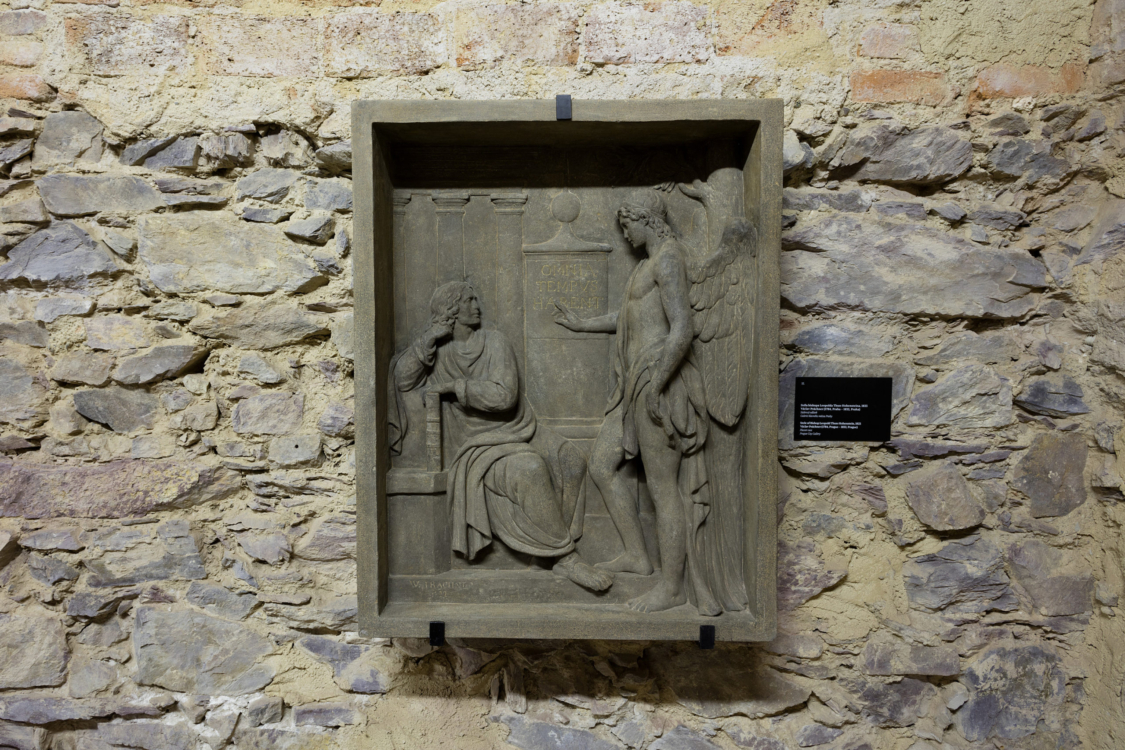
554, 554, 614, 592
627, 580, 686, 613
595, 552, 654, 576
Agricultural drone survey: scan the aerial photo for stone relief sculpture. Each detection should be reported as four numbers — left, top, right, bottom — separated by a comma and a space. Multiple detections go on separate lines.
386, 173, 756, 616
357, 100, 780, 641
554, 176, 756, 615
388, 281, 613, 592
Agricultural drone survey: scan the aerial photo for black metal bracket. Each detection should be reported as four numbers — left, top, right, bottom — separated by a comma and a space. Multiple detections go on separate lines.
699, 625, 715, 650
556, 95, 572, 121
429, 621, 445, 647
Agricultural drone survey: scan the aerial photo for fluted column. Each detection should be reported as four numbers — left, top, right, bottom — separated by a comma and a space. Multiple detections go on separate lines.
491, 193, 528, 368
432, 191, 469, 284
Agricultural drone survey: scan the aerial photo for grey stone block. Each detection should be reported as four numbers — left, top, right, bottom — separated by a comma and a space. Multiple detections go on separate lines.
73, 386, 160, 433
49, 352, 114, 386
143, 135, 199, 170
305, 178, 352, 211
242, 207, 291, 223
903, 536, 1017, 614
134, 605, 275, 694
35, 295, 94, 322
186, 581, 258, 620
284, 214, 335, 244
1015, 374, 1090, 417
0, 615, 68, 689
38, 175, 162, 216
907, 365, 1013, 428
112, 345, 207, 385
32, 111, 103, 170
0, 320, 47, 347
268, 433, 321, 468
0, 222, 118, 287
835, 124, 972, 184
1012, 433, 1088, 517
236, 168, 299, 203
904, 463, 985, 531
121, 136, 177, 166
0, 459, 240, 518
955, 642, 1064, 742
315, 140, 352, 172
783, 214, 1046, 318
138, 214, 324, 294
233, 393, 304, 435
190, 301, 328, 349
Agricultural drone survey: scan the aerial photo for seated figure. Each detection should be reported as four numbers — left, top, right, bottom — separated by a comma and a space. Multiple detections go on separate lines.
388, 281, 612, 592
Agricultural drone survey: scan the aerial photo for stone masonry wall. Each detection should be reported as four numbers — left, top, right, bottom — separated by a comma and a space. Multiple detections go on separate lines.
0, 0, 1123, 747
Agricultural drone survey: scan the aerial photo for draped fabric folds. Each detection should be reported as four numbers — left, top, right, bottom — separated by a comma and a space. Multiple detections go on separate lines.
389, 329, 586, 561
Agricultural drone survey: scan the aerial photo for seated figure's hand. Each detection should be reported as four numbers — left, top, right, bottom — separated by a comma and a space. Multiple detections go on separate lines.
426, 381, 457, 400
424, 318, 454, 349
552, 301, 585, 332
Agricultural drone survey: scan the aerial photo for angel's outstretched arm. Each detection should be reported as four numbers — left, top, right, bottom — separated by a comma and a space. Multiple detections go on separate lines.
553, 301, 618, 333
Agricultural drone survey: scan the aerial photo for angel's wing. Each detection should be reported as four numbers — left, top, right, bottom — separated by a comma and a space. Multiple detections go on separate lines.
687, 219, 757, 427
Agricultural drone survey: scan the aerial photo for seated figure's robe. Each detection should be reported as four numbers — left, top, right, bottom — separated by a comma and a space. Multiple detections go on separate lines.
390, 328, 586, 561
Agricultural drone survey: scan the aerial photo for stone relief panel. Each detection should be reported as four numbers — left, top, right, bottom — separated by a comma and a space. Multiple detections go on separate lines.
356, 102, 781, 641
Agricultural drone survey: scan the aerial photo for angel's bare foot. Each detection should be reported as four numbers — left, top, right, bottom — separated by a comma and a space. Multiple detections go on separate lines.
554, 554, 614, 592
595, 552, 653, 576
627, 580, 686, 613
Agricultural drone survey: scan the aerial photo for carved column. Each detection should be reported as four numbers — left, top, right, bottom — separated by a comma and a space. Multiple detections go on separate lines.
491, 193, 528, 368
432, 191, 469, 284
392, 192, 411, 344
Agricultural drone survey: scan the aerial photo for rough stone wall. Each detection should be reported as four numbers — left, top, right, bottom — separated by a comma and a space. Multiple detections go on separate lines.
0, 0, 1122, 748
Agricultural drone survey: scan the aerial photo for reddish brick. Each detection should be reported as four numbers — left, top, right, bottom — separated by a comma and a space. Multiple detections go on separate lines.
0, 41, 43, 68
324, 12, 444, 77
64, 15, 191, 76
584, 1, 711, 64
858, 23, 918, 59
0, 73, 53, 102
714, 0, 826, 58
200, 17, 320, 77
974, 62, 1085, 98
455, 4, 579, 69
851, 70, 951, 106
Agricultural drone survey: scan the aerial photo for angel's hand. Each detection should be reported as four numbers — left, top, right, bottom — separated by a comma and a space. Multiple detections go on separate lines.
645, 389, 669, 433
552, 301, 585, 332
678, 179, 714, 207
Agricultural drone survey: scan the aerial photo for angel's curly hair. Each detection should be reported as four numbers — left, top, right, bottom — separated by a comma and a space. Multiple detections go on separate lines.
617, 190, 673, 240
428, 280, 476, 329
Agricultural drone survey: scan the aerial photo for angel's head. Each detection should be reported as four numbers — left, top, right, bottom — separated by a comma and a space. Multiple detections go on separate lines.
618, 190, 672, 248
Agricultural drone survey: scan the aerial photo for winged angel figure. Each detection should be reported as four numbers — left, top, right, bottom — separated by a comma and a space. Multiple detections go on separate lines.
553, 174, 756, 614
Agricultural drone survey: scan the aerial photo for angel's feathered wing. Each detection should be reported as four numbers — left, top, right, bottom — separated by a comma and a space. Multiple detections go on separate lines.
681, 218, 757, 614
687, 219, 757, 427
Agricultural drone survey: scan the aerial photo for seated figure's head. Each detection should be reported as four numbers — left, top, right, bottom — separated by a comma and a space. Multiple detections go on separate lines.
429, 281, 481, 330
617, 189, 672, 247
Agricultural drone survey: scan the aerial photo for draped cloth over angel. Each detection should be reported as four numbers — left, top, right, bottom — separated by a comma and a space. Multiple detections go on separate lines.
607, 220, 757, 615
389, 328, 587, 561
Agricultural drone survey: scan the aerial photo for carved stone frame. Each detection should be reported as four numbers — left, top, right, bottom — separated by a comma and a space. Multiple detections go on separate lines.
354, 100, 782, 642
